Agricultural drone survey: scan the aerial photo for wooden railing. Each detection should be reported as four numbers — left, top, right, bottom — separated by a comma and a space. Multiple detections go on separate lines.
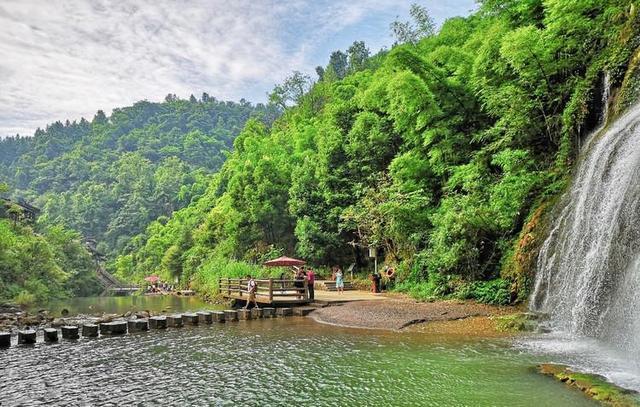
218, 278, 309, 303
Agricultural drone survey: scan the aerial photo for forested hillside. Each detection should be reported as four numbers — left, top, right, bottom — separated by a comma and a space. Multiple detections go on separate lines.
0, 96, 279, 255
116, 0, 640, 304
0, 184, 99, 303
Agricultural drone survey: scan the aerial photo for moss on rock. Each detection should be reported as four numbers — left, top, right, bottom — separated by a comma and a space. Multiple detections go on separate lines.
538, 364, 640, 406
492, 312, 537, 332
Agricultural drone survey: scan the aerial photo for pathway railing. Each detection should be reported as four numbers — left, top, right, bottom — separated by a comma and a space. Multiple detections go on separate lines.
218, 278, 309, 303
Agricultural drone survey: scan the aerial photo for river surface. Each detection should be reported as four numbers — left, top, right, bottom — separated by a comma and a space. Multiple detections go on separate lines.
29, 295, 213, 317
1, 308, 597, 406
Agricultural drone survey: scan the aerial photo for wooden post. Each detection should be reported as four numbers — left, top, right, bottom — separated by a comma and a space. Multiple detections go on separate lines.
227, 277, 231, 296
269, 278, 273, 303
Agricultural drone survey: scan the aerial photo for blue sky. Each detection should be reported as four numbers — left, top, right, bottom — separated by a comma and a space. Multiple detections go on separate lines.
0, 0, 476, 137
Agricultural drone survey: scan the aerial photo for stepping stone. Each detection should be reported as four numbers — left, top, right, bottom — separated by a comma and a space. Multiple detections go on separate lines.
61, 325, 79, 340
82, 324, 99, 337
18, 330, 36, 344
224, 310, 238, 321
127, 319, 149, 332
197, 311, 213, 324
238, 309, 251, 320
100, 321, 127, 335
167, 315, 183, 328
262, 307, 275, 318
149, 316, 167, 329
212, 311, 225, 323
183, 313, 199, 325
251, 308, 263, 319
44, 328, 58, 342
293, 307, 315, 316
0, 332, 10, 348
276, 308, 292, 317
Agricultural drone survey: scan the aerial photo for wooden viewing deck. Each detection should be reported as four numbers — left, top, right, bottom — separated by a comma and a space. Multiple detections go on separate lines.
219, 278, 310, 305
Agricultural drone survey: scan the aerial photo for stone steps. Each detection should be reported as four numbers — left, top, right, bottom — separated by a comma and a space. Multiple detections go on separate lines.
0, 305, 318, 348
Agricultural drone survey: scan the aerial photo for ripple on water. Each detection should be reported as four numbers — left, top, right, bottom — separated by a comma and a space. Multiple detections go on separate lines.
1, 319, 598, 406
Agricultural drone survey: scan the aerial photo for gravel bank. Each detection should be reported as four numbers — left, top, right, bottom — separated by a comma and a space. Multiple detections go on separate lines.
310, 299, 515, 330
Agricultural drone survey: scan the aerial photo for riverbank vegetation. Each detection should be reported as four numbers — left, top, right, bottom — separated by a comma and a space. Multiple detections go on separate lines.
0, 184, 100, 304
2, 1, 639, 305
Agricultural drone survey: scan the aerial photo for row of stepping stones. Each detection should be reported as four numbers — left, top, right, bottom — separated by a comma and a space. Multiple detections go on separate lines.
0, 306, 316, 347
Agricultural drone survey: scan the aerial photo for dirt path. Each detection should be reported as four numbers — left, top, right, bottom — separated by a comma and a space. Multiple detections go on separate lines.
310, 298, 516, 331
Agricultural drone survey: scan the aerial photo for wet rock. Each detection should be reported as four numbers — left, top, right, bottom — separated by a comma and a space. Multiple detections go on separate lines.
149, 316, 167, 329
238, 309, 251, 320
51, 318, 64, 327
127, 319, 149, 332
135, 311, 150, 319
293, 307, 315, 316
251, 308, 263, 319
167, 315, 183, 328
183, 313, 199, 325
197, 311, 213, 324
100, 321, 127, 335
44, 328, 58, 342
18, 330, 36, 344
224, 310, 238, 322
276, 308, 292, 317
212, 311, 225, 323
262, 308, 275, 318
0, 332, 11, 347
61, 326, 79, 340
82, 324, 99, 337
0, 303, 19, 313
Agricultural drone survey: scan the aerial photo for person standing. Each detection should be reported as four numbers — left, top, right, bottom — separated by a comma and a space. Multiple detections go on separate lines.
243, 275, 259, 309
306, 267, 316, 301
335, 266, 344, 294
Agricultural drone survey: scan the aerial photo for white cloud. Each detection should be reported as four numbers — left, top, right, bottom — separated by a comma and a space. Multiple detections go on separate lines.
0, 0, 474, 137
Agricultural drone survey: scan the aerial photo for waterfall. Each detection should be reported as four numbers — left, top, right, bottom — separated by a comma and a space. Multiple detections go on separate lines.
530, 101, 640, 356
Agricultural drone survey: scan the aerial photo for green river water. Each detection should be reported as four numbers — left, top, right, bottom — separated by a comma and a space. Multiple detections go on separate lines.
3, 296, 596, 406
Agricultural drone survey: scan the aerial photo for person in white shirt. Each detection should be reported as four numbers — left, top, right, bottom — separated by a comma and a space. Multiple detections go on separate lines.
243, 275, 259, 309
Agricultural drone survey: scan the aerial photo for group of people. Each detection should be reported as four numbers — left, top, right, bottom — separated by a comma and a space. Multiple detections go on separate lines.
370, 266, 396, 293
145, 282, 174, 294
292, 266, 316, 300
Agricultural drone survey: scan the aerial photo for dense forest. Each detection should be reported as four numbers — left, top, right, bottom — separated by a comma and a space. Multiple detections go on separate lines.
2, 0, 639, 306
0, 97, 278, 302
114, 0, 640, 304
0, 97, 278, 256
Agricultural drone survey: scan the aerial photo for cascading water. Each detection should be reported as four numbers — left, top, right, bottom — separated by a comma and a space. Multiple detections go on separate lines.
529, 100, 640, 385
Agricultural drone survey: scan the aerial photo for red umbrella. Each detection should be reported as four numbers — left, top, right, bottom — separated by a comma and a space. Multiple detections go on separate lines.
263, 256, 306, 267
144, 275, 160, 283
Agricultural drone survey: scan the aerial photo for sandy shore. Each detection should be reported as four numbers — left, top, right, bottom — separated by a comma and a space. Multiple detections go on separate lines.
310, 299, 518, 333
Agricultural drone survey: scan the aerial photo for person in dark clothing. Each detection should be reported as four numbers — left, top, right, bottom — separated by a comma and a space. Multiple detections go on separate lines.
306, 267, 316, 301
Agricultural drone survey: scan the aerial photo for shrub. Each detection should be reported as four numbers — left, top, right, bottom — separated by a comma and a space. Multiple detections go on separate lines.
14, 290, 36, 307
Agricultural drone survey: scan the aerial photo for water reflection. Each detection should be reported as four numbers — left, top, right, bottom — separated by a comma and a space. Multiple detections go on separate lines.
29, 296, 215, 317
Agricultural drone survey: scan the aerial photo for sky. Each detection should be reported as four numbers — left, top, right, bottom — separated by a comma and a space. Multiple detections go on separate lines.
0, 0, 476, 138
